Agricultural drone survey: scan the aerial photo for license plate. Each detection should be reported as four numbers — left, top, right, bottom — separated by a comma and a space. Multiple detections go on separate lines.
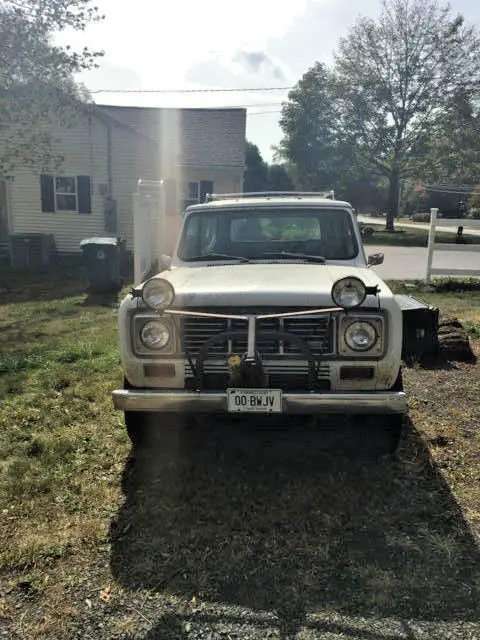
227, 388, 283, 413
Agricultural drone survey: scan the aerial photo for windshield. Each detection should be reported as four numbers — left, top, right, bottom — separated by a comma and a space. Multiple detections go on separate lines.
177, 207, 358, 261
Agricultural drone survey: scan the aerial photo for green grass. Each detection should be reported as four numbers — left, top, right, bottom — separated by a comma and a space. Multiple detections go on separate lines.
387, 279, 480, 332
363, 222, 480, 247
0, 277, 127, 580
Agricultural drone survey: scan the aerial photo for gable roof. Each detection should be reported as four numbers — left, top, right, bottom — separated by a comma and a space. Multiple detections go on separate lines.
96, 105, 246, 168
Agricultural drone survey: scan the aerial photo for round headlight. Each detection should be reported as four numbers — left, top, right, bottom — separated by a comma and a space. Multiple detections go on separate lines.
345, 321, 377, 351
142, 278, 175, 310
140, 320, 171, 350
331, 277, 366, 309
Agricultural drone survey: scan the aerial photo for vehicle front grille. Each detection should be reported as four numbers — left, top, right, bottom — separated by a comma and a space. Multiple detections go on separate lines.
185, 360, 331, 392
181, 307, 334, 358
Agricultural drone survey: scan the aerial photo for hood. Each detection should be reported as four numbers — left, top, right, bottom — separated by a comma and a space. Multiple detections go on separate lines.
158, 263, 392, 308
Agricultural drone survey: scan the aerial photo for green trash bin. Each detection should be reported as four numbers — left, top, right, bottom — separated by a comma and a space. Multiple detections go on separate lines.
80, 237, 124, 294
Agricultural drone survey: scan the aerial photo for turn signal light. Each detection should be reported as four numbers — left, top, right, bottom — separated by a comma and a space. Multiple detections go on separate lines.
340, 366, 374, 380
143, 364, 176, 378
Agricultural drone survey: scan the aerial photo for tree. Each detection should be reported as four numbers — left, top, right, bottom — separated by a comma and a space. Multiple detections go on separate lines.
265, 164, 295, 191
244, 142, 268, 192
334, 0, 480, 231
277, 63, 345, 191
420, 88, 480, 185
0, 0, 103, 174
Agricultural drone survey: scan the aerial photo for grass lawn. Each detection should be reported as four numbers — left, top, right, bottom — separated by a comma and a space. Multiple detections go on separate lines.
0, 270, 479, 639
362, 222, 480, 248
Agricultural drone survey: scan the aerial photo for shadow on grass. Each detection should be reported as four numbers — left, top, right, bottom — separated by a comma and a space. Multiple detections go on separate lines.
110, 417, 480, 636
83, 291, 121, 307
0, 266, 88, 304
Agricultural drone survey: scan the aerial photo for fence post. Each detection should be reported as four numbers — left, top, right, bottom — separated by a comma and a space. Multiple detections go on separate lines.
425, 207, 438, 284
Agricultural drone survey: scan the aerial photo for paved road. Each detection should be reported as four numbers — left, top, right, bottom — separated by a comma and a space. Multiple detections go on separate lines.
358, 215, 480, 236
365, 245, 480, 280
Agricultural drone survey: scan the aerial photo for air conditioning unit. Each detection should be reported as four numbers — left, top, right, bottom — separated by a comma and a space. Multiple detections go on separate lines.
10, 234, 56, 269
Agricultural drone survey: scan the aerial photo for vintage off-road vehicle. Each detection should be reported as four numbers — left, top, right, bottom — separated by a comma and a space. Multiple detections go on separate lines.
112, 192, 407, 453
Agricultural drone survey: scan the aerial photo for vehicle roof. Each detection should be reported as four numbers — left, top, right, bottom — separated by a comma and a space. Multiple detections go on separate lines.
185, 196, 352, 212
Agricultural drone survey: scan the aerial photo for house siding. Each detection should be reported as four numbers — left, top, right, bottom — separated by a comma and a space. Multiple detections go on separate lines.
3, 106, 246, 257
108, 121, 159, 252
98, 106, 246, 168
8, 115, 109, 253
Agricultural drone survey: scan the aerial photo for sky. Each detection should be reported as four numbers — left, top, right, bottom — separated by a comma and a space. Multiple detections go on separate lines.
58, 0, 480, 163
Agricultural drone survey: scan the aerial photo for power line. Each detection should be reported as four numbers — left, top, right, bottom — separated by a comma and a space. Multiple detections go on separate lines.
90, 86, 293, 94
248, 110, 283, 116
94, 101, 285, 109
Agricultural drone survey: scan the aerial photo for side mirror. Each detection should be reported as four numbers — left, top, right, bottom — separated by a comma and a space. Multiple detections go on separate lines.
160, 255, 172, 270
367, 252, 384, 266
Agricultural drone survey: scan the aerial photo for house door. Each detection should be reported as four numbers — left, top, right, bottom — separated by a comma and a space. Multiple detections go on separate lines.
0, 180, 9, 237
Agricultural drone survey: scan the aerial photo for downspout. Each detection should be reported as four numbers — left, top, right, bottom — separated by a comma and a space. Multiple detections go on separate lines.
91, 108, 116, 233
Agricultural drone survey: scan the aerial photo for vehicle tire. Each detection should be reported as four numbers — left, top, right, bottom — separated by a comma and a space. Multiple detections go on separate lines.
123, 377, 152, 446
125, 410, 149, 446
354, 413, 404, 459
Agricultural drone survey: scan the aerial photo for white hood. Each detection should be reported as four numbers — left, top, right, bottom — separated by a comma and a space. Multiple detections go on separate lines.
159, 263, 392, 308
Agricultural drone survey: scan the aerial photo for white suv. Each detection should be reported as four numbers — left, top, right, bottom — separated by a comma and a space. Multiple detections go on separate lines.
112, 193, 406, 454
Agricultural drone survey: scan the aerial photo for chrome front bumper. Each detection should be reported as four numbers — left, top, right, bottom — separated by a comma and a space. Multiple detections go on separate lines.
112, 389, 407, 414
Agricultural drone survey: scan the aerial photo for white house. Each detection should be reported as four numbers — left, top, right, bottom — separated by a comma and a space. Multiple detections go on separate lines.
0, 105, 246, 265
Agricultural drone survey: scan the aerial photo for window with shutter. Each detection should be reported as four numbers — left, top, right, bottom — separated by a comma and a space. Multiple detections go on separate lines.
55, 177, 77, 211
179, 180, 214, 210
40, 175, 92, 213
200, 180, 214, 203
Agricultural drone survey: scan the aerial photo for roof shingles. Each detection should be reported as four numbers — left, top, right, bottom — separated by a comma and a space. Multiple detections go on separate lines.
97, 105, 246, 167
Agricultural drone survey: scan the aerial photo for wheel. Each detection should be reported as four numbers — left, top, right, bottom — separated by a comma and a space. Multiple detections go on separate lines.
125, 410, 149, 446
354, 414, 404, 459
123, 377, 152, 446
362, 368, 404, 457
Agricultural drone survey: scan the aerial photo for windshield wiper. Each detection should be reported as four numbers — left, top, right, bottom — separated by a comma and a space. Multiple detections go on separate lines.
184, 253, 250, 263
260, 252, 326, 264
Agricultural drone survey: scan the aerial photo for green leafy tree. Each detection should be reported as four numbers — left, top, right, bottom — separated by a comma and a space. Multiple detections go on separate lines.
244, 141, 268, 192
265, 164, 295, 191
420, 88, 480, 185
334, 0, 480, 231
277, 63, 345, 191
0, 0, 103, 174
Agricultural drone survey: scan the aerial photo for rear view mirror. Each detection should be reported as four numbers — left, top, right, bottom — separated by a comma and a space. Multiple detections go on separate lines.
367, 252, 384, 266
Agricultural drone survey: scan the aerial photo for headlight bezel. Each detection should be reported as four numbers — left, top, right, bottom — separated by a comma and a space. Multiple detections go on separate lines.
338, 313, 386, 358
331, 276, 367, 310
140, 320, 171, 351
133, 314, 177, 356
344, 320, 378, 352
141, 277, 175, 311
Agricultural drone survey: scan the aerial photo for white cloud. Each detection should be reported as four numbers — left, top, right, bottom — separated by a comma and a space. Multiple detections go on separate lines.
57, 0, 313, 86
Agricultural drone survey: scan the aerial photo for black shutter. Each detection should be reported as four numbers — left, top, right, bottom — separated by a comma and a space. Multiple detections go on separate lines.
40, 175, 55, 212
77, 175, 92, 214
200, 180, 214, 203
